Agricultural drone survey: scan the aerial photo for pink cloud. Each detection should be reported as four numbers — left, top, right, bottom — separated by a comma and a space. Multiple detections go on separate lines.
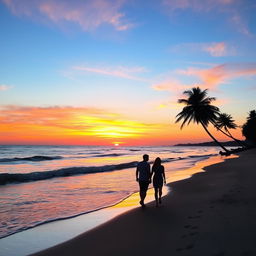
152, 79, 190, 92
152, 63, 256, 110
0, 84, 12, 91
230, 14, 252, 36
162, 0, 253, 36
178, 63, 256, 89
162, 0, 237, 12
72, 65, 148, 81
170, 42, 235, 57
203, 42, 228, 57
2, 0, 132, 31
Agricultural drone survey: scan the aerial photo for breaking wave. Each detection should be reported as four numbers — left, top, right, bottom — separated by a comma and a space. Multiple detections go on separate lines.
0, 153, 216, 185
0, 155, 62, 163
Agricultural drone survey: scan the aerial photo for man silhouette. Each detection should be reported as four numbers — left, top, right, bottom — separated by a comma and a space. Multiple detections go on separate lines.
136, 154, 151, 207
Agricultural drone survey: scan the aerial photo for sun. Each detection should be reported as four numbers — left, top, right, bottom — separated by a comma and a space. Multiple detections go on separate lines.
114, 143, 119, 147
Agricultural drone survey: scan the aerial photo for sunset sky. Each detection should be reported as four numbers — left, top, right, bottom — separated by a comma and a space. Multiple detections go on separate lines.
1, 0, 256, 146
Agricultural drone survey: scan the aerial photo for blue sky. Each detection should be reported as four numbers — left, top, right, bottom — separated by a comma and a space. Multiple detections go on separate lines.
0, 0, 256, 145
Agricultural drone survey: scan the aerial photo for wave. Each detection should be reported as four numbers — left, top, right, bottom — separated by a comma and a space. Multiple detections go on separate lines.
0, 161, 139, 185
0, 153, 217, 185
188, 154, 216, 158
0, 191, 134, 239
0, 155, 62, 163
92, 153, 126, 157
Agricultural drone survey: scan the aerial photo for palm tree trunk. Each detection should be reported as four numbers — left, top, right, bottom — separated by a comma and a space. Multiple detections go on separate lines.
215, 126, 245, 147
200, 121, 229, 153
225, 129, 248, 148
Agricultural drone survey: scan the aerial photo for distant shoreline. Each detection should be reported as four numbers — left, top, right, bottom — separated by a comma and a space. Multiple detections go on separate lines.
174, 140, 244, 147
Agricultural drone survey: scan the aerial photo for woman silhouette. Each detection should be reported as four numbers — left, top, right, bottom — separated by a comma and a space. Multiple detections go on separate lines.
151, 157, 166, 207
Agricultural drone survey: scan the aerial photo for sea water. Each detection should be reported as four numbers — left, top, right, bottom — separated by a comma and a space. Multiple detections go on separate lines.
0, 145, 223, 239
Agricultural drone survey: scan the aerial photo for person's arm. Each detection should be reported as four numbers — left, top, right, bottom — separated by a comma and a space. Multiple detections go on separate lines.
148, 164, 152, 183
136, 165, 139, 182
162, 166, 166, 184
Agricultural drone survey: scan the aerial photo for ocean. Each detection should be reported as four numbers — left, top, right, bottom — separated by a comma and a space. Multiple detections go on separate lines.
0, 145, 223, 239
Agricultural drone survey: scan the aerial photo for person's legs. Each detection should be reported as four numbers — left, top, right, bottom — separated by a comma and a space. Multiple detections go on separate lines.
159, 186, 163, 204
139, 181, 149, 206
154, 187, 159, 207
140, 189, 146, 206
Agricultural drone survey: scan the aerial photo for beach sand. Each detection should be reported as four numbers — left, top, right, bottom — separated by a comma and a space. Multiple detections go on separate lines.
32, 148, 256, 256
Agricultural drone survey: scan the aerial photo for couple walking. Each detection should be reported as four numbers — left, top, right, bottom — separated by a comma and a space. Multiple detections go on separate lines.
136, 154, 166, 207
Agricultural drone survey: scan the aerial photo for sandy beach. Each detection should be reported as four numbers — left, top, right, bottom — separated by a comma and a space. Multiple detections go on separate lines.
32, 148, 256, 256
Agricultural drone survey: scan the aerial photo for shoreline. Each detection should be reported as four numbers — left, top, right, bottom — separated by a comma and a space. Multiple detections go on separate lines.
31, 148, 256, 256
0, 154, 226, 256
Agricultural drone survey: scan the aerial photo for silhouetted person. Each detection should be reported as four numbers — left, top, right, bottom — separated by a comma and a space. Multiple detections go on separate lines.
136, 154, 151, 207
151, 157, 166, 207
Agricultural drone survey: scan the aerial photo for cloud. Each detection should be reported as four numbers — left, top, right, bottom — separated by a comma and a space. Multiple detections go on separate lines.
177, 63, 256, 89
230, 14, 252, 36
2, 0, 133, 31
152, 79, 190, 92
162, 0, 237, 12
162, 0, 253, 36
152, 63, 256, 110
0, 105, 106, 127
0, 84, 12, 91
0, 105, 161, 140
203, 42, 229, 57
72, 65, 148, 81
170, 42, 235, 57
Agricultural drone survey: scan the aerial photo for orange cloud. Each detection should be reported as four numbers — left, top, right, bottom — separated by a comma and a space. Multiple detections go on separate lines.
72, 65, 148, 81
152, 63, 256, 111
0, 105, 243, 146
177, 63, 256, 89
2, 0, 133, 31
152, 63, 256, 92
0, 105, 166, 145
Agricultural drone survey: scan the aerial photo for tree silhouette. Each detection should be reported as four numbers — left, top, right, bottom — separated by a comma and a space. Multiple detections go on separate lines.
242, 110, 256, 145
215, 113, 246, 147
176, 87, 229, 153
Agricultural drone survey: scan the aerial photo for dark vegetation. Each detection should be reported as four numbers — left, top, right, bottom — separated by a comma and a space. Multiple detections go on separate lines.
175, 87, 255, 155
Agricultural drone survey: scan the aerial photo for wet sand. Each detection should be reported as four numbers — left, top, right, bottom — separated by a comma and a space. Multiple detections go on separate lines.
32, 148, 256, 256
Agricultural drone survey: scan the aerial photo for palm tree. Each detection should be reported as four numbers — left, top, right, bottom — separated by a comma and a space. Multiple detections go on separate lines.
176, 87, 229, 153
214, 113, 246, 147
247, 110, 256, 120
242, 110, 256, 145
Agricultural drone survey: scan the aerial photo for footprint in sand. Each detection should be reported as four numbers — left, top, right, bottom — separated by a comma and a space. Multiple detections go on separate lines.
188, 215, 201, 219
186, 244, 194, 250
190, 232, 198, 236
176, 244, 195, 252
212, 252, 225, 256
